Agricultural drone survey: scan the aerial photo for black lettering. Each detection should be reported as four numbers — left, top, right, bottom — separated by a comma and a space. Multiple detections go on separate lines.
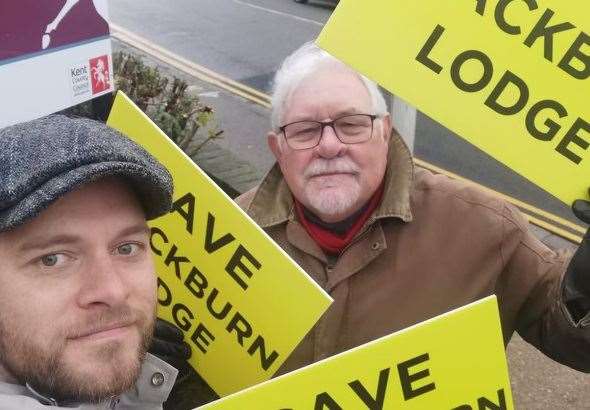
206, 288, 233, 320
184, 266, 208, 299
526, 99, 568, 141
225, 245, 261, 290
484, 70, 529, 115
451, 406, 472, 410
314, 393, 343, 410
524, 8, 575, 61
191, 323, 215, 354
397, 353, 436, 401
204, 213, 235, 253
172, 303, 194, 332
171, 192, 196, 234
247, 335, 280, 371
451, 50, 494, 92
558, 31, 590, 80
416, 25, 445, 74
494, 0, 538, 35
150, 227, 168, 256
157, 277, 172, 306
475, 0, 487, 16
164, 245, 190, 279
348, 368, 390, 410
555, 117, 590, 164
477, 389, 507, 410
226, 312, 253, 346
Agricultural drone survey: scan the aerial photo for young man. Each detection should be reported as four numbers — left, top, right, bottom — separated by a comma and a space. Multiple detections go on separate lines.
236, 42, 590, 375
0, 115, 178, 409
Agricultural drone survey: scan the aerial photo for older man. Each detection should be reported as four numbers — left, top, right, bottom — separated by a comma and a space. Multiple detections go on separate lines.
236, 42, 590, 375
0, 115, 179, 409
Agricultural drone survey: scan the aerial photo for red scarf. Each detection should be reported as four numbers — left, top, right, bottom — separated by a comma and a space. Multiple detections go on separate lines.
294, 183, 384, 255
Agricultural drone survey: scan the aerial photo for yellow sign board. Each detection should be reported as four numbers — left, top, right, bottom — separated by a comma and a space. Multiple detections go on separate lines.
199, 296, 513, 409
318, 0, 589, 205
107, 92, 333, 396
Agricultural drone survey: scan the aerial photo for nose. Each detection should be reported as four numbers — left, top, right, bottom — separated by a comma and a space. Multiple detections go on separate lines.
315, 124, 347, 158
77, 254, 129, 308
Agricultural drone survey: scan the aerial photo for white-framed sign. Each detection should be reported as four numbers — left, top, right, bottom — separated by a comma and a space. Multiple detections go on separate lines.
0, 0, 113, 128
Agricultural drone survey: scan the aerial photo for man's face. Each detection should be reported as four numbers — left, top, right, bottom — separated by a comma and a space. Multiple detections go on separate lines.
0, 178, 156, 403
269, 64, 391, 223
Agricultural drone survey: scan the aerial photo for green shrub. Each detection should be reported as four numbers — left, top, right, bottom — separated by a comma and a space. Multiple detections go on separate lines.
64, 51, 223, 157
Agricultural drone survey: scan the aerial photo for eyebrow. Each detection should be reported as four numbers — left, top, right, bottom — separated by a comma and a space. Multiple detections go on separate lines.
18, 234, 81, 253
115, 224, 151, 240
17, 223, 150, 253
334, 108, 366, 117
290, 108, 366, 123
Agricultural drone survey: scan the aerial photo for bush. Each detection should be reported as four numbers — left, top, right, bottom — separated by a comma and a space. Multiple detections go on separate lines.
64, 51, 223, 157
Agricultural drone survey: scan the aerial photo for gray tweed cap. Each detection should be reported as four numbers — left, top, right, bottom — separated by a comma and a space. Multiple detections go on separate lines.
0, 115, 173, 232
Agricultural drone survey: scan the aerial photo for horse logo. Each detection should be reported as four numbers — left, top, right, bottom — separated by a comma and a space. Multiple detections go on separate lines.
89, 55, 111, 94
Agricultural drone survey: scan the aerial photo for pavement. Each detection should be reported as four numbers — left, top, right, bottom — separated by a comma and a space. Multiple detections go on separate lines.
112, 37, 590, 409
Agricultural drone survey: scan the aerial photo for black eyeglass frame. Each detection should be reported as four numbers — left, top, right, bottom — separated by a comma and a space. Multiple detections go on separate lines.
279, 114, 379, 150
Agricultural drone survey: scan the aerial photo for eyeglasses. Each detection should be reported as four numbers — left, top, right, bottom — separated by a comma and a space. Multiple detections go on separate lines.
279, 114, 378, 150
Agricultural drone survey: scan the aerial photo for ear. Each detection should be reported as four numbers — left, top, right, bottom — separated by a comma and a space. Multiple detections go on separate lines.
268, 131, 283, 161
381, 114, 392, 143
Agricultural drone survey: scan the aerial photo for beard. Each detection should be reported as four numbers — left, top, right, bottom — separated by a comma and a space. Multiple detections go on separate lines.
0, 305, 154, 404
303, 158, 362, 219
305, 180, 361, 218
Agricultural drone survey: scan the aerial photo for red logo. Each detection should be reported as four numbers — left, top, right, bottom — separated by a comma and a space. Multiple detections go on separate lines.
89, 55, 111, 95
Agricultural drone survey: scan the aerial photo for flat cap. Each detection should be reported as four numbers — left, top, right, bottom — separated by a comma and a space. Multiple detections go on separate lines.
0, 115, 173, 232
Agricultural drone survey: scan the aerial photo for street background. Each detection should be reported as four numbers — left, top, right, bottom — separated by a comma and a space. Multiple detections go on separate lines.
109, 0, 590, 407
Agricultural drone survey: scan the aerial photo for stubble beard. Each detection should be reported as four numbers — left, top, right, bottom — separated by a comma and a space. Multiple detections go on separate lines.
0, 306, 155, 404
301, 157, 362, 220
304, 179, 361, 220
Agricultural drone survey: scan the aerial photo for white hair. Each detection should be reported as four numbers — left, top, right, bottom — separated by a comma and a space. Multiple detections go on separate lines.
271, 42, 388, 131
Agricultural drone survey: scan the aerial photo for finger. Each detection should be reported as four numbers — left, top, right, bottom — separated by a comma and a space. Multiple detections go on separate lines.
159, 354, 193, 373
572, 200, 590, 224
150, 338, 192, 360
155, 318, 185, 343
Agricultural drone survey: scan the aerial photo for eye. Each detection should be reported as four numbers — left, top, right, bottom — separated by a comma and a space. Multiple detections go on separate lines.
41, 254, 59, 266
116, 243, 140, 256
39, 253, 69, 268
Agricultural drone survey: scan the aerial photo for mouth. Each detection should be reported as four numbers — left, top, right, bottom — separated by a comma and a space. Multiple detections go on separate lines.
309, 171, 356, 178
69, 321, 135, 342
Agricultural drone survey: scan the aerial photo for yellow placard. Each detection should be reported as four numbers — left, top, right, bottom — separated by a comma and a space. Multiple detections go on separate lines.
318, 0, 589, 205
199, 296, 513, 409
107, 92, 333, 396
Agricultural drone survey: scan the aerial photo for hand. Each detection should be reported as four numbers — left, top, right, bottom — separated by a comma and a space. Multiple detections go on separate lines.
151, 319, 219, 409
573, 196, 590, 225
150, 319, 192, 379
563, 193, 590, 322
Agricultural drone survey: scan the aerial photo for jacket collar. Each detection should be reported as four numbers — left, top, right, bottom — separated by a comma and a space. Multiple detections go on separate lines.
246, 130, 414, 227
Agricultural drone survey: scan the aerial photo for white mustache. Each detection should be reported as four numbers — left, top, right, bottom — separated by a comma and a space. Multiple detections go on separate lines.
304, 158, 359, 178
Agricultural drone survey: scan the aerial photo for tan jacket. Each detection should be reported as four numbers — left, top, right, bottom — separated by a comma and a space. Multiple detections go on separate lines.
237, 132, 590, 374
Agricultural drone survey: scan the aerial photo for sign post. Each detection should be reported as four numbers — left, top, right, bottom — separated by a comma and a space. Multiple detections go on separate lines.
0, 0, 114, 128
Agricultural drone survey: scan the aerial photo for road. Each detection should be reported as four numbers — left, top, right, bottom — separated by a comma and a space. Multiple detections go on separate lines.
109, 0, 581, 227
108, 1, 590, 408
